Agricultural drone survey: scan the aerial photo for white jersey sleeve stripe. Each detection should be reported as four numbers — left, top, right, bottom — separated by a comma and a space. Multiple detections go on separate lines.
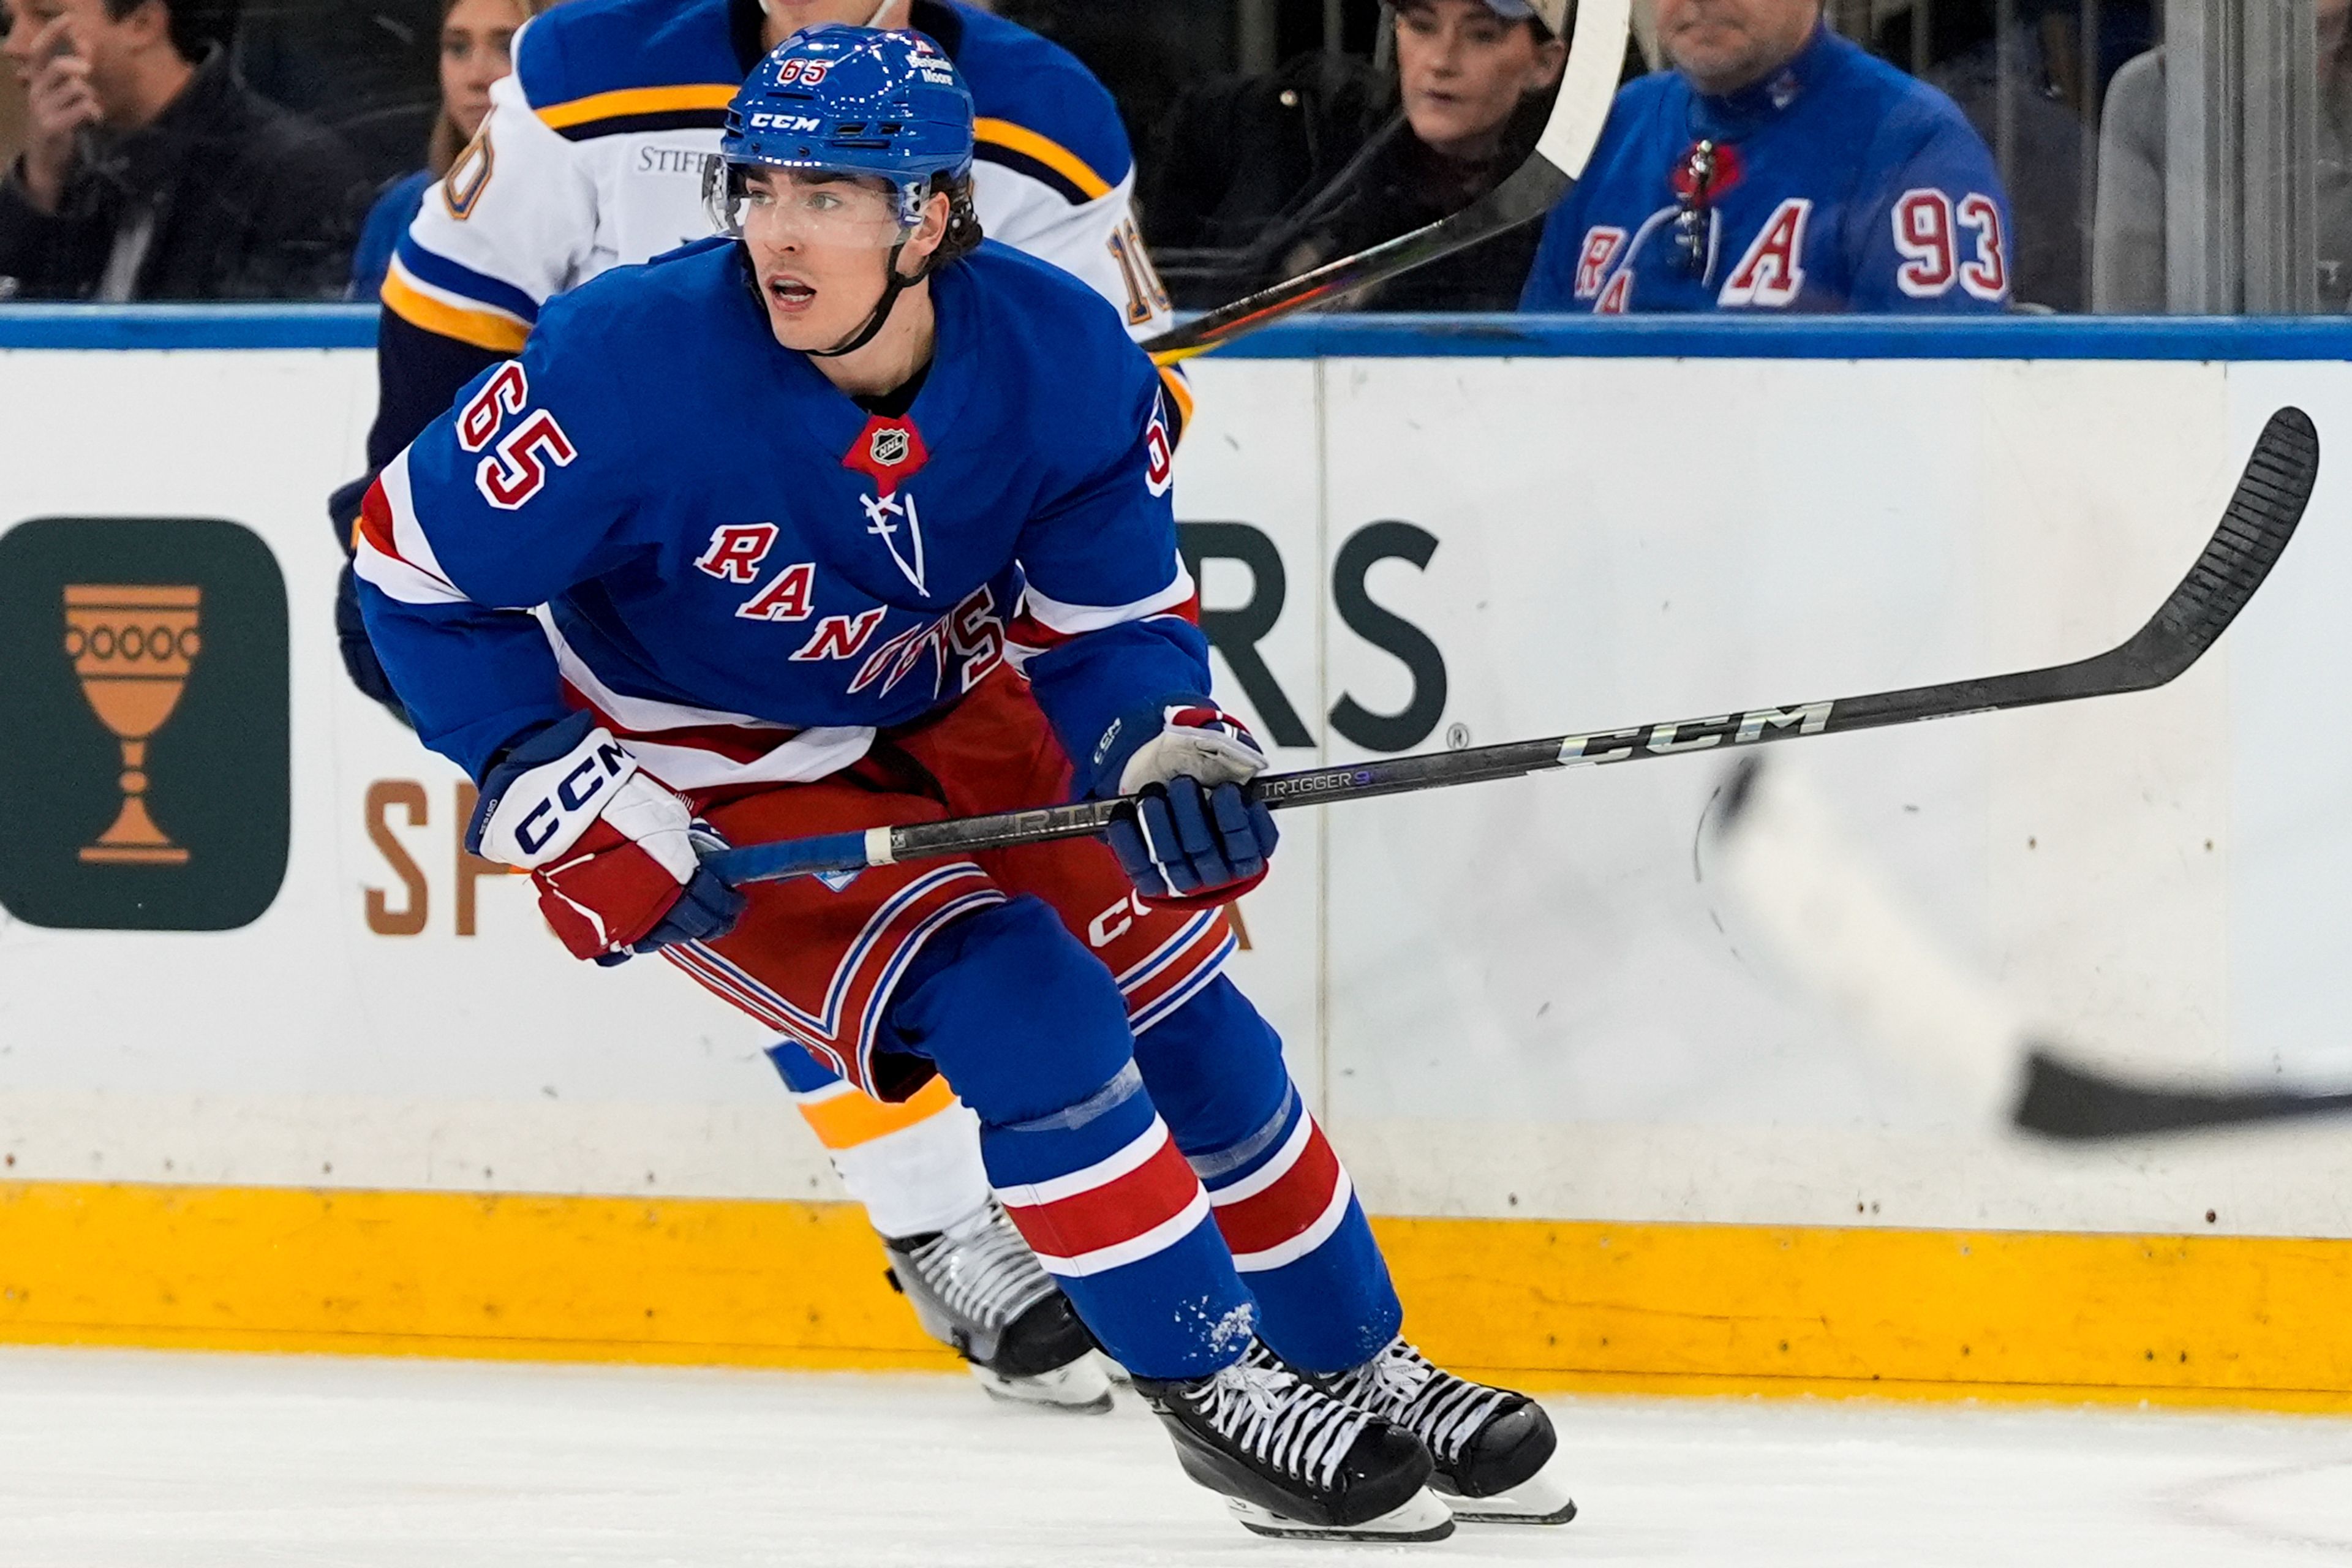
352, 450, 471, 607
353, 540, 469, 607
532, 611, 878, 791
377, 450, 460, 589
1019, 557, 1198, 636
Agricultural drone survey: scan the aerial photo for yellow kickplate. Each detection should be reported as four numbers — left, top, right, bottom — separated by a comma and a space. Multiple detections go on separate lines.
1374, 1215, 2352, 1409
0, 1180, 952, 1371
4, 1182, 2351, 1411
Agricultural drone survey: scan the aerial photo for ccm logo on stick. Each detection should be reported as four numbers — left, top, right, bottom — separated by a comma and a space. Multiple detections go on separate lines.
1557, 702, 1833, 765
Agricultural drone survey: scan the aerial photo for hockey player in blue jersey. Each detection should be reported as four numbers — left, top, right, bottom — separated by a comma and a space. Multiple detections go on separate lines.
335, 0, 1191, 1414
355, 28, 1573, 1540
353, 0, 1180, 530
1520, 0, 2013, 314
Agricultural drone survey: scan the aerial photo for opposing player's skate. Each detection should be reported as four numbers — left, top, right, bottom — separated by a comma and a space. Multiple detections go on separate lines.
883, 1197, 1111, 1413
1317, 1337, 1575, 1525
1133, 1339, 1453, 1541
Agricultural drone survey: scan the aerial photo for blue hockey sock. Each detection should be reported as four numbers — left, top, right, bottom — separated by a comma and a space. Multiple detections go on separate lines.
1134, 977, 1402, 1374
985, 1062, 1257, 1378
883, 899, 1254, 1380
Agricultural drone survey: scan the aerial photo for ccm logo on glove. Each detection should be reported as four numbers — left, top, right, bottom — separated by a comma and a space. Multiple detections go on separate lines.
478, 734, 636, 865
469, 712, 744, 962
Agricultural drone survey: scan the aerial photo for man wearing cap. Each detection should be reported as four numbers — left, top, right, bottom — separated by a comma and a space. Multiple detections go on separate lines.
1521, 0, 2015, 314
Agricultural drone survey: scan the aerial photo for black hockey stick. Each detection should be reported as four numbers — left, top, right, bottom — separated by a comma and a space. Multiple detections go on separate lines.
712, 408, 2317, 889
1142, 0, 1631, 368
2013, 1049, 2352, 1140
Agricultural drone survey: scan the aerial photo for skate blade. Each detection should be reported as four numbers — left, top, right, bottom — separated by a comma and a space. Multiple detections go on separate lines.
1439, 1464, 1578, 1526
1230, 1488, 1455, 1542
970, 1357, 1115, 1414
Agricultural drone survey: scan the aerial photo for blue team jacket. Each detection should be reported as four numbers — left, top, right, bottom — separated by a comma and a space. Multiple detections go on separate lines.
1523, 26, 2015, 315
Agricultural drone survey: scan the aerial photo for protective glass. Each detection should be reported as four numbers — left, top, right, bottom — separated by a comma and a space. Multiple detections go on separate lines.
703, 162, 914, 251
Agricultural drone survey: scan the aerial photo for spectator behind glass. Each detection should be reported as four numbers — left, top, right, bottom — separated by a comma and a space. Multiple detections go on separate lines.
1523, 0, 2013, 314
2094, 0, 2352, 312
0, 0, 370, 299
1144, 0, 1575, 312
349, 0, 540, 299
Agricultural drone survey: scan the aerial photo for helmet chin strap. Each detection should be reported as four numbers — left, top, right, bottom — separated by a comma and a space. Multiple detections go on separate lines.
807, 237, 927, 360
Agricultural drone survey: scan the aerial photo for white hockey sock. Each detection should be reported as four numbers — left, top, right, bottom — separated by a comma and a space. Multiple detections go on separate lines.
796, 1084, 994, 1238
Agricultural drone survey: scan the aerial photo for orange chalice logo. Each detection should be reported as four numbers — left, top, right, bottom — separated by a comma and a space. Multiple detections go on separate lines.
62, 584, 202, 865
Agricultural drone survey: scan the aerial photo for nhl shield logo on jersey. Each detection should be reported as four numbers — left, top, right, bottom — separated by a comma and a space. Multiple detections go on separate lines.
842, 416, 935, 595
843, 415, 930, 496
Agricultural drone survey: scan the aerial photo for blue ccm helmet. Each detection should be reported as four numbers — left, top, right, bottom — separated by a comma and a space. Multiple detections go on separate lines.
708, 26, 983, 356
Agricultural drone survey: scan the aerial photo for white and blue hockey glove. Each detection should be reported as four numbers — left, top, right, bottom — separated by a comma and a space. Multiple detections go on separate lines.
1090, 699, 1278, 910
469, 710, 744, 965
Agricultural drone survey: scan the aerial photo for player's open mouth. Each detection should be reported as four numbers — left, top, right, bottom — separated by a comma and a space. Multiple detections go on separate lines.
765, 277, 817, 314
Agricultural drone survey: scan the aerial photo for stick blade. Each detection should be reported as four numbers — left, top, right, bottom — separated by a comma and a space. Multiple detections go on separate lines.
2125, 407, 2319, 682
2013, 1045, 2352, 1140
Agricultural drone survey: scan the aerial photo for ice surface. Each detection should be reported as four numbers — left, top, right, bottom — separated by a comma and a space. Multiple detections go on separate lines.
1, 1347, 2349, 1566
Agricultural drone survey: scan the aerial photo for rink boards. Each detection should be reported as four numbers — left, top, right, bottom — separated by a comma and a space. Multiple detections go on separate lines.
4, 312, 2352, 1403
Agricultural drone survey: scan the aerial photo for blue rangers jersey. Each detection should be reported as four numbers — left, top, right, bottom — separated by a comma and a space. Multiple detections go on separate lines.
353, 238, 1202, 792
366, 0, 1185, 485
1522, 26, 2013, 315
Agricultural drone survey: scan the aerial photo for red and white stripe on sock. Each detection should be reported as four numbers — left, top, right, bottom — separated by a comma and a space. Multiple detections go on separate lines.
995, 1115, 1213, 1278
1204, 1107, 1354, 1272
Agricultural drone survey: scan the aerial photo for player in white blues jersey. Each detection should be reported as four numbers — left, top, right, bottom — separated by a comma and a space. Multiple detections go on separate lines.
330, 0, 1183, 1411
367, 0, 1183, 459
355, 29, 1574, 1537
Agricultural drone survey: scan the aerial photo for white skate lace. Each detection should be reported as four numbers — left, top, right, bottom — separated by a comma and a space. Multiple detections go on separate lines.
1189, 1343, 1369, 1493
903, 1199, 1056, 1333
1334, 1338, 1507, 1466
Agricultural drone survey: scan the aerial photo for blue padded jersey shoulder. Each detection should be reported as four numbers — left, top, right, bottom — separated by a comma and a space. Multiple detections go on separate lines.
1606, 67, 1681, 125
529, 233, 737, 358
943, 2, 1134, 197
514, 0, 739, 118
952, 238, 1153, 417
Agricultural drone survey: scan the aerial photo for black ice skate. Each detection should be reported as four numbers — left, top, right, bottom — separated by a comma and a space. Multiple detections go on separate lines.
883, 1197, 1110, 1414
1316, 1337, 1576, 1525
1133, 1338, 1452, 1541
